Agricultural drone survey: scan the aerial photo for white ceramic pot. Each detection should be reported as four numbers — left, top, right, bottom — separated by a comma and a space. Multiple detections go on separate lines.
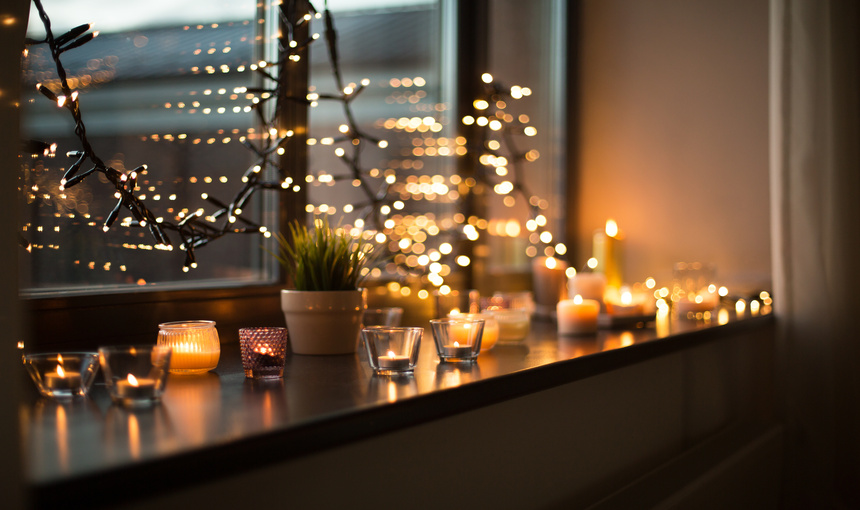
280, 289, 366, 355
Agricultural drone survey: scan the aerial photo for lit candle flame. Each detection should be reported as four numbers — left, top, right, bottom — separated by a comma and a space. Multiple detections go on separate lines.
545, 256, 557, 270
573, 294, 583, 305
605, 219, 619, 238
56, 364, 66, 378
621, 291, 633, 305
453, 342, 460, 348
387, 350, 396, 358
127, 373, 139, 387
57, 354, 64, 365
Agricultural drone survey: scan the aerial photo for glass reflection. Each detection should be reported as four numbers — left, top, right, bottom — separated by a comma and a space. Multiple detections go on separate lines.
367, 375, 418, 404
434, 362, 481, 390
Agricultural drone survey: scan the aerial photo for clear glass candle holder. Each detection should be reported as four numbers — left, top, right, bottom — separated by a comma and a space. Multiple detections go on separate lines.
430, 317, 484, 363
239, 327, 288, 379
157, 320, 220, 374
362, 326, 422, 375
362, 307, 404, 327
99, 345, 172, 407
23, 352, 100, 399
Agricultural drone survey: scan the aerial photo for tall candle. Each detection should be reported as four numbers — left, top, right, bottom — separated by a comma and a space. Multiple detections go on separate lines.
532, 256, 569, 313
568, 271, 607, 304
557, 295, 599, 335
592, 219, 623, 289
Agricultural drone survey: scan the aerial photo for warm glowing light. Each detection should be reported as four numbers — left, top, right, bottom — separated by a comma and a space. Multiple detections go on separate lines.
573, 295, 583, 305
56, 364, 66, 378
605, 219, 619, 237
587, 257, 598, 269
621, 291, 633, 305
127, 373, 139, 387
736, 299, 746, 313
481, 73, 493, 83
545, 257, 557, 270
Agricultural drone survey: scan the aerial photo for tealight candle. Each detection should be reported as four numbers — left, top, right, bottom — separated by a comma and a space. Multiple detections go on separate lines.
605, 289, 645, 317
557, 295, 600, 335
377, 350, 411, 370
43, 365, 82, 390
442, 342, 473, 358
115, 374, 158, 399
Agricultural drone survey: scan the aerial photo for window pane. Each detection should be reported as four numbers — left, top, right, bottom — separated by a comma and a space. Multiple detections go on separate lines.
19, 0, 274, 294
306, 0, 460, 285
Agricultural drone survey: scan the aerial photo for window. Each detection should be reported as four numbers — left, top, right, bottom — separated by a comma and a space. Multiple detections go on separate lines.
20, 0, 275, 294
19, 0, 571, 347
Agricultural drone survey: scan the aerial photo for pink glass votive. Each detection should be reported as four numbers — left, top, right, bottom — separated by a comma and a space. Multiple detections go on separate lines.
239, 327, 288, 379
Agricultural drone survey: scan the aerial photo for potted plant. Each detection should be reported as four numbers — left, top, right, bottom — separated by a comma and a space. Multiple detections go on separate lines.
272, 216, 377, 355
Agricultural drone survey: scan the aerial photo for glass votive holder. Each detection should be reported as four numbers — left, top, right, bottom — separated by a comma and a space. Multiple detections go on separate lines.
362, 326, 423, 375
98, 345, 172, 407
23, 352, 100, 399
488, 308, 531, 343
430, 317, 484, 363
672, 262, 719, 318
362, 307, 404, 327
239, 327, 288, 379
157, 320, 220, 375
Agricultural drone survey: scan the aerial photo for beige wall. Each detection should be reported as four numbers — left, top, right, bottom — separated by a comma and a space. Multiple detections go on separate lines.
576, 0, 770, 291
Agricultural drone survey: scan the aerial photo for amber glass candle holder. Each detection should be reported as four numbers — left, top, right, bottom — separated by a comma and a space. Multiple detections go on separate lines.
157, 320, 220, 374
99, 345, 172, 407
23, 352, 100, 399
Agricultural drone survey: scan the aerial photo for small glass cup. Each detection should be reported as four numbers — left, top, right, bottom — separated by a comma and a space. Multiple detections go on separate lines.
239, 327, 288, 379
23, 352, 100, 399
362, 307, 404, 327
157, 320, 220, 374
362, 326, 422, 375
430, 317, 484, 363
672, 262, 719, 319
99, 345, 172, 407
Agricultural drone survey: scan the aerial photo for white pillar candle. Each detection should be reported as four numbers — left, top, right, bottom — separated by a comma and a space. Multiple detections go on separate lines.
557, 295, 600, 335
568, 271, 607, 303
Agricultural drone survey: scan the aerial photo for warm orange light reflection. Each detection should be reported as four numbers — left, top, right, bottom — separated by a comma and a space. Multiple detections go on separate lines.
56, 405, 68, 471
387, 381, 397, 403
128, 413, 140, 459
127, 373, 139, 387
